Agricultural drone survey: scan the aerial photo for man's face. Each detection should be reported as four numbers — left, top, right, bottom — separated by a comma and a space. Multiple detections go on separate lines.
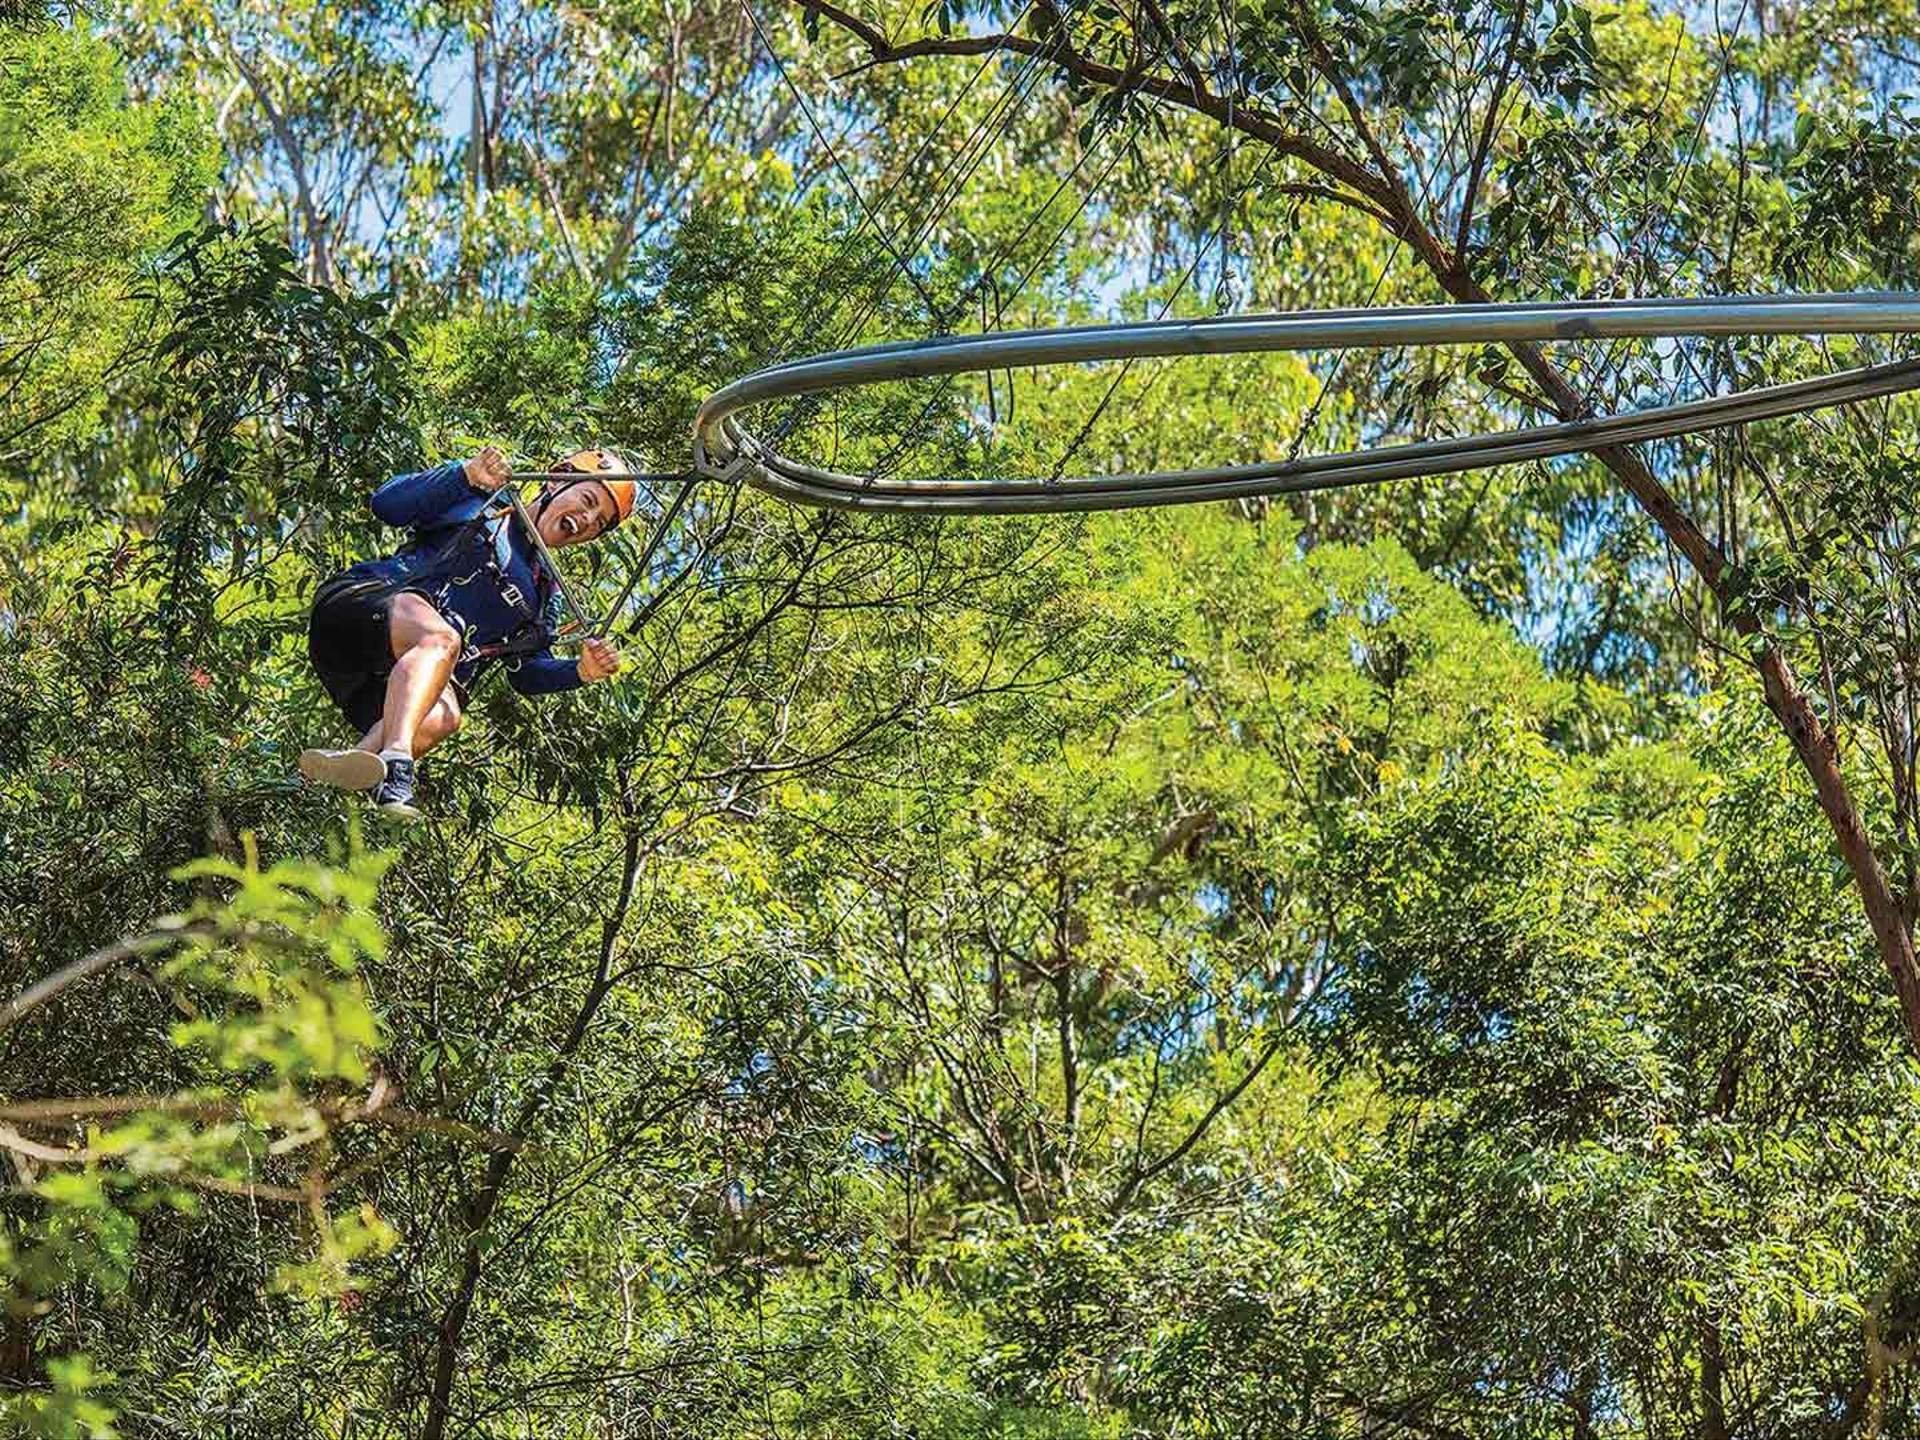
536, 479, 615, 548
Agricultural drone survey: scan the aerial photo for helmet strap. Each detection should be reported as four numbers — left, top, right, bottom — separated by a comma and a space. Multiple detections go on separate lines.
534, 478, 587, 519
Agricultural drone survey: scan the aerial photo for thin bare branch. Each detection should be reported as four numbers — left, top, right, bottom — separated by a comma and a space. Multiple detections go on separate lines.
0, 919, 213, 1035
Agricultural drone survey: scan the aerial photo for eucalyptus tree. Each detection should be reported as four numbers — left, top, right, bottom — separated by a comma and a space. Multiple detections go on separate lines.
0, 19, 211, 461
791, 501, 1563, 1226
20, 0, 1920, 1432
920, 707, 1920, 1438
108, 0, 850, 297
783, 0, 1920, 1058
0, 175, 1139, 1432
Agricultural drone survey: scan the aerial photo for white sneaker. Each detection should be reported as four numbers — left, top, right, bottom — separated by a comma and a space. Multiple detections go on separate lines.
298, 748, 387, 791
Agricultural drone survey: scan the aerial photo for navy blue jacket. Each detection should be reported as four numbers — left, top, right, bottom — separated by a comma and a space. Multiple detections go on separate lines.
348, 461, 583, 697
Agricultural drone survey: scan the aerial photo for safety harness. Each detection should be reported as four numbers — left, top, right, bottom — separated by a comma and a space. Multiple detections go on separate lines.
408, 483, 594, 664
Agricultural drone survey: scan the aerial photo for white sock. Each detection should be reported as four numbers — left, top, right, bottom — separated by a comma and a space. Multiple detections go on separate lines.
379, 746, 412, 765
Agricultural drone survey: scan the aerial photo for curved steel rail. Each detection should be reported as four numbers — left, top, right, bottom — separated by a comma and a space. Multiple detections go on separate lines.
690, 293, 1920, 513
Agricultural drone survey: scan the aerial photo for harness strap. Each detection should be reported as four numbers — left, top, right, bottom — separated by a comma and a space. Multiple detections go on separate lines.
409, 492, 557, 663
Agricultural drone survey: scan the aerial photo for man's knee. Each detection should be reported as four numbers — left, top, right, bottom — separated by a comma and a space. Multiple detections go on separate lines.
413, 615, 460, 656
413, 690, 465, 752
390, 594, 461, 659
418, 702, 461, 747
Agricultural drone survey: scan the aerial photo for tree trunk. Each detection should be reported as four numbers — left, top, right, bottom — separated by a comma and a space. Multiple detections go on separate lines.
1051, 869, 1079, 1196
1429, 266, 1920, 1049
1700, 1316, 1731, 1440
419, 823, 645, 1440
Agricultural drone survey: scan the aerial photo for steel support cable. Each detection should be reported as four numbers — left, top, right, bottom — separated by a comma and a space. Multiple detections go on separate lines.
862, 115, 1222, 490
577, 2, 910, 657
605, 19, 1069, 679
998, 123, 1136, 312
752, 110, 1153, 565
872, 29, 1063, 285
795, 24, 1074, 388
864, 26, 1247, 486
754, 24, 1082, 473
946, 117, 1128, 419
688, 294, 1920, 512
721, 18, 1073, 507
738, 0, 939, 317
738, 0, 1135, 459
863, 54, 1154, 365
768, 10, 1067, 380
1579, 0, 1757, 412
1047, 137, 1275, 483
774, 37, 1049, 377
787, 0, 1044, 333
1286, 30, 1503, 462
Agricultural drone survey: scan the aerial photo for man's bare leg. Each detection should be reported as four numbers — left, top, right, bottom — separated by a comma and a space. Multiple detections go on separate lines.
303, 598, 463, 793
380, 593, 461, 757
356, 692, 461, 758
365, 600, 464, 820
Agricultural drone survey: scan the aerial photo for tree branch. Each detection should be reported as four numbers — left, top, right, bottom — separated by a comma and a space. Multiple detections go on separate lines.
792, 0, 1390, 208
1270, 181, 1401, 231
0, 919, 212, 1035
0, 1094, 528, 1155
421, 809, 648, 1440
1455, 0, 1528, 263
1109, 1023, 1292, 1215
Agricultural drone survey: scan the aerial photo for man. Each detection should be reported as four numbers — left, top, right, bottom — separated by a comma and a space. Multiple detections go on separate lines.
299, 445, 631, 820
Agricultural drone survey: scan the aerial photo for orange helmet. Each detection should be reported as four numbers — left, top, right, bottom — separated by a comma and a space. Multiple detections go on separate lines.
554, 447, 636, 529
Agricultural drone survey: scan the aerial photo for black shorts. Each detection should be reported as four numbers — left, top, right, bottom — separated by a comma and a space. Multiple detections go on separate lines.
308, 573, 401, 732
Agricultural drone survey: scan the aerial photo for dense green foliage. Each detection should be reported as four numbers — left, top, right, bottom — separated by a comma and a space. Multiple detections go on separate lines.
10, 0, 1920, 1434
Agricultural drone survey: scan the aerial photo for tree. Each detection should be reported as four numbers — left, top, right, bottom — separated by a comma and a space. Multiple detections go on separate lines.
0, 20, 211, 458
790, 0, 1920, 1058
16, 0, 1920, 1431
110, 0, 813, 296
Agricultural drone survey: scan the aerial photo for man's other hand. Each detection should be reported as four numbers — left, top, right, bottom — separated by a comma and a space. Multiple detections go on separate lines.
463, 445, 512, 492
578, 637, 622, 683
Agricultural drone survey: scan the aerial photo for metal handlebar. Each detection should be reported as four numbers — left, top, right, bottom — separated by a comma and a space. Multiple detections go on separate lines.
496, 470, 690, 641
499, 483, 605, 641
